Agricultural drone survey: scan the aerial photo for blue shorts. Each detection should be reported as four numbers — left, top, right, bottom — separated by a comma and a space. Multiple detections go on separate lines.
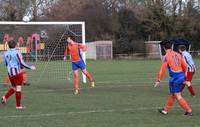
72, 60, 86, 71
169, 73, 184, 93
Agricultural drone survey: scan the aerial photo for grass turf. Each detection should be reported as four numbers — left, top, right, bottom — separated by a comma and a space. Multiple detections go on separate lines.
0, 59, 200, 127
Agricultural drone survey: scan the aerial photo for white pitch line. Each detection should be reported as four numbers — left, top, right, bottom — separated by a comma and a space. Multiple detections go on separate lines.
0, 83, 169, 94
0, 113, 66, 119
0, 79, 199, 94
0, 77, 200, 87
0, 83, 155, 94
96, 78, 200, 84
0, 104, 200, 119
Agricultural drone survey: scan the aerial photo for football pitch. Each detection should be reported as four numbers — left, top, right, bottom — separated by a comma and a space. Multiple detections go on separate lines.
0, 59, 200, 127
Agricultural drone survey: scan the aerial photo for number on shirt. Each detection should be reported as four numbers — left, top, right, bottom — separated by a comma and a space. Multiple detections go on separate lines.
172, 54, 180, 67
7, 55, 12, 62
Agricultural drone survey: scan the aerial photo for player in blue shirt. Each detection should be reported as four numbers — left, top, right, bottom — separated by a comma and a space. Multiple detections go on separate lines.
178, 45, 196, 97
1, 40, 36, 109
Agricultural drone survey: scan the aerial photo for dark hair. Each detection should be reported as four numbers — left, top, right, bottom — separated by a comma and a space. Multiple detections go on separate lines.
67, 35, 76, 42
178, 45, 186, 51
8, 40, 16, 48
163, 41, 172, 49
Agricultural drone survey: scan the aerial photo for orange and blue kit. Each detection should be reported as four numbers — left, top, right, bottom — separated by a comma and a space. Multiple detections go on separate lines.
64, 43, 87, 71
157, 50, 187, 93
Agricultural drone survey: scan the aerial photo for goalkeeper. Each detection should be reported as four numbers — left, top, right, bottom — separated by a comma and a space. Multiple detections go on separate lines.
64, 35, 95, 95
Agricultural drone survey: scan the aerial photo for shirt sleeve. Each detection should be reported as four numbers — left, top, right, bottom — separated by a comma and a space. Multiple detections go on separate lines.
3, 53, 7, 67
16, 51, 31, 69
64, 47, 69, 56
78, 44, 87, 52
186, 55, 194, 66
157, 57, 168, 81
181, 57, 187, 75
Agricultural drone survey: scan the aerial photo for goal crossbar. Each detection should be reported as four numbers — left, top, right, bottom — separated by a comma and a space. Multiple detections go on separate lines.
0, 21, 85, 25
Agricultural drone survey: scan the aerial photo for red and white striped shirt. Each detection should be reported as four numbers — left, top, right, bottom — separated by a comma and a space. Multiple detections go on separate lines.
3, 48, 32, 77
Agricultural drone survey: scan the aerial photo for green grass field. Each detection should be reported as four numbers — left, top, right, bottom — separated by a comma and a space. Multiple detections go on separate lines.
0, 59, 200, 127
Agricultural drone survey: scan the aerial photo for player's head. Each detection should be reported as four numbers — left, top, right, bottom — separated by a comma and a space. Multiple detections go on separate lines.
67, 35, 76, 44
8, 40, 17, 49
178, 45, 186, 53
162, 41, 172, 50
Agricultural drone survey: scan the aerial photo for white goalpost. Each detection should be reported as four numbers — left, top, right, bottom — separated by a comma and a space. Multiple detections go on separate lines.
0, 21, 87, 84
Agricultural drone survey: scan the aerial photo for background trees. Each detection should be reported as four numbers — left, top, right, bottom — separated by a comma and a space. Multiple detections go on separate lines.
0, 0, 200, 53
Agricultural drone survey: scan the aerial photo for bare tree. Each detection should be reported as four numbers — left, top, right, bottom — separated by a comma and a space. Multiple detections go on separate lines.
30, 0, 55, 20
0, 0, 29, 21
0, 0, 55, 21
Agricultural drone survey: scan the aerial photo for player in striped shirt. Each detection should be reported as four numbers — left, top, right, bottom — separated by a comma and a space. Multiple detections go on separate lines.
64, 36, 95, 95
154, 41, 193, 116
3, 68, 30, 88
1, 40, 36, 109
178, 45, 196, 97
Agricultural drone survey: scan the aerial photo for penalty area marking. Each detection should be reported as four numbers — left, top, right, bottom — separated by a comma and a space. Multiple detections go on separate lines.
0, 104, 200, 119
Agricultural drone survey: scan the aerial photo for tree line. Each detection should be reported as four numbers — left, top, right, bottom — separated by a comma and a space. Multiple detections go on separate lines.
0, 0, 200, 54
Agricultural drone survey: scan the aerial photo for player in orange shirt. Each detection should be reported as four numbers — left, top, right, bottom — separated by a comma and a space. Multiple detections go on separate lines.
64, 36, 95, 95
154, 41, 193, 116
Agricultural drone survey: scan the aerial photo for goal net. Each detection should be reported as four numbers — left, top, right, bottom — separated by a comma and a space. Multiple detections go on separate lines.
0, 22, 86, 85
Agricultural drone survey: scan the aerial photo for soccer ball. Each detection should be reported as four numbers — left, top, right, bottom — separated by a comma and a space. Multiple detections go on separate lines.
23, 16, 30, 22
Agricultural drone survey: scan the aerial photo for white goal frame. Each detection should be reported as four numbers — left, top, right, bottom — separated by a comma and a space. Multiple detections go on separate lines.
0, 21, 87, 83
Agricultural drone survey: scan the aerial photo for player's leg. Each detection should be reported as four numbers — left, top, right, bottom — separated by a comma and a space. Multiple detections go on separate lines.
185, 81, 195, 96
22, 71, 30, 86
158, 93, 175, 115
14, 73, 25, 109
73, 70, 79, 95
15, 85, 22, 109
82, 69, 94, 81
2, 76, 16, 104
163, 94, 175, 113
3, 76, 11, 88
79, 61, 95, 87
82, 69, 95, 88
173, 76, 192, 115
181, 82, 186, 92
185, 72, 195, 96
22, 69, 27, 82
72, 62, 80, 94
174, 92, 192, 116
1, 87, 15, 104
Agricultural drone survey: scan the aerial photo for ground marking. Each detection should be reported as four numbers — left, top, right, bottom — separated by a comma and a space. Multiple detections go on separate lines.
0, 104, 200, 119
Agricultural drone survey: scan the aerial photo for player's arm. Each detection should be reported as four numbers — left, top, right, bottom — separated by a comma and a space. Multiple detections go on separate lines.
78, 44, 87, 52
157, 58, 168, 81
64, 47, 69, 60
3, 53, 8, 67
181, 57, 187, 76
186, 55, 195, 70
155, 57, 168, 87
16, 51, 35, 70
